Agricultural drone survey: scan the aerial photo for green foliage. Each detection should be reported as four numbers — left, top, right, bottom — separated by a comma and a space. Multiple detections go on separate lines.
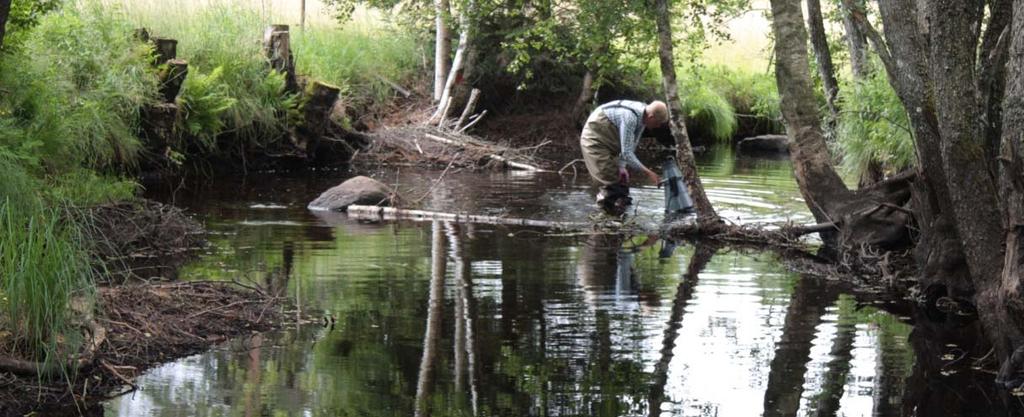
0, 158, 95, 365
178, 66, 238, 148
835, 69, 915, 178
0, 2, 158, 173
291, 20, 421, 112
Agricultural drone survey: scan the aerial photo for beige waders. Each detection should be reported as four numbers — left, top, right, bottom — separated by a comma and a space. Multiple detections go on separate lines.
579, 109, 630, 213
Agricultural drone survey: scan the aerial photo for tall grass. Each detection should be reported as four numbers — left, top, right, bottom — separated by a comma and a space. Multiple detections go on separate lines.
835, 69, 915, 178
648, 63, 779, 141
0, 158, 95, 364
292, 21, 422, 113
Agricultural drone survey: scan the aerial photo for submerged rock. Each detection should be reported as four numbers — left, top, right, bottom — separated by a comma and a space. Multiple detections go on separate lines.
308, 176, 393, 211
737, 134, 790, 154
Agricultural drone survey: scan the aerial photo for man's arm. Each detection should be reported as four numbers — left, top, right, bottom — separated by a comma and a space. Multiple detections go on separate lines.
617, 117, 647, 171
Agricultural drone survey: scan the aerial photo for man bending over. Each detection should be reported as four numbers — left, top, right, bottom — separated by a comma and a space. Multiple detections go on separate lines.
579, 99, 669, 215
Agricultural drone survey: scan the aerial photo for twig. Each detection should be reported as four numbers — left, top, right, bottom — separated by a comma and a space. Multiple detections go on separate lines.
558, 159, 584, 175
412, 156, 460, 204
457, 110, 487, 133
101, 360, 138, 390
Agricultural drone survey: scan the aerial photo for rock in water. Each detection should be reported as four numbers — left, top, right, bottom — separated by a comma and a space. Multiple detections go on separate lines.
308, 176, 392, 211
737, 134, 790, 154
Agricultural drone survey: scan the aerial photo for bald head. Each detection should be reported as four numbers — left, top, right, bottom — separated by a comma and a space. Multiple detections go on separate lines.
645, 101, 669, 128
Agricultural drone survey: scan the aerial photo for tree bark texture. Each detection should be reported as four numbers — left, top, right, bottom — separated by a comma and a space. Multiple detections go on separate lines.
926, 0, 1014, 359
770, 0, 853, 226
805, 0, 841, 127
654, 0, 719, 224
839, 0, 870, 79
433, 0, 451, 102
993, 0, 1024, 365
979, 0, 1014, 172
0, 0, 11, 50
290, 81, 341, 158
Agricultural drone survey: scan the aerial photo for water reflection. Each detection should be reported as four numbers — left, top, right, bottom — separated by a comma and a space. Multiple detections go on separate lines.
94, 146, 1022, 416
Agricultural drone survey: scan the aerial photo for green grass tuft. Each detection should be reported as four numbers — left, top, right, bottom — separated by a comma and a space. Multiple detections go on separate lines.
835, 69, 915, 178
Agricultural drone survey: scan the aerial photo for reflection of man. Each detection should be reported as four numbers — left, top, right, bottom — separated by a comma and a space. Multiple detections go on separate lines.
580, 100, 669, 215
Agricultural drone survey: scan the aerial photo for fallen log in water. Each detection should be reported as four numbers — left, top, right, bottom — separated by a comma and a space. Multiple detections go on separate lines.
347, 205, 589, 229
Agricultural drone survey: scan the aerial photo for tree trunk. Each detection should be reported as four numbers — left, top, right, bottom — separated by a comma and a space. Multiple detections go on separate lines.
433, 0, 451, 102
769, 0, 853, 231
0, 0, 11, 50
432, 0, 477, 124
805, 0, 841, 128
571, 69, 594, 125
654, 0, 720, 225
839, 0, 870, 79
993, 0, 1024, 379
927, 0, 1014, 361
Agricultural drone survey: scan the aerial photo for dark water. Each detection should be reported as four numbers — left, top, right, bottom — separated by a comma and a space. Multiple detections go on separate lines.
98, 147, 1013, 416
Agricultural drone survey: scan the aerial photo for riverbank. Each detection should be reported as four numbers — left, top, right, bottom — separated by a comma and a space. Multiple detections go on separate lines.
0, 199, 285, 415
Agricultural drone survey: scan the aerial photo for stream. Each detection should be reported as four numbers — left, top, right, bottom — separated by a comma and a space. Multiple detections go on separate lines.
98, 146, 1014, 416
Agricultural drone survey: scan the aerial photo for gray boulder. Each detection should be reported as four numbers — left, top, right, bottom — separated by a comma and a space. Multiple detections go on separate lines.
737, 134, 790, 154
307, 176, 392, 211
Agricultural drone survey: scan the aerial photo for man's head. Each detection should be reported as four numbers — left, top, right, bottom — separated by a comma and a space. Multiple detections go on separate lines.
644, 101, 669, 128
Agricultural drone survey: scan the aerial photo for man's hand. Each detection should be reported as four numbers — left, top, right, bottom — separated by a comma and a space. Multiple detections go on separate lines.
618, 167, 630, 185
645, 169, 660, 185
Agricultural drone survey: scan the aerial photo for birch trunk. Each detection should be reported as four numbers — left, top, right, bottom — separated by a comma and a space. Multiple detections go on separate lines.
433, 0, 451, 102
432, 0, 477, 124
769, 0, 853, 229
653, 0, 719, 225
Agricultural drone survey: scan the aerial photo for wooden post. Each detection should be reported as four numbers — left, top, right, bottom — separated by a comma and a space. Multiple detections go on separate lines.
289, 81, 341, 158
263, 25, 297, 91
300, 0, 306, 31
151, 37, 177, 65
158, 59, 188, 103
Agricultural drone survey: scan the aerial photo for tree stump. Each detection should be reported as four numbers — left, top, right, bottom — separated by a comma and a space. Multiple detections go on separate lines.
158, 59, 188, 103
263, 25, 297, 92
141, 103, 178, 150
134, 27, 150, 42
290, 81, 341, 158
151, 37, 177, 65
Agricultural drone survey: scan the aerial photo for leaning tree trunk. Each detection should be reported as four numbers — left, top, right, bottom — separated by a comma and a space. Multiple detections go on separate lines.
432, 0, 477, 125
0, 0, 11, 50
433, 0, 451, 102
805, 0, 841, 129
653, 0, 720, 225
571, 69, 594, 124
769, 0, 853, 234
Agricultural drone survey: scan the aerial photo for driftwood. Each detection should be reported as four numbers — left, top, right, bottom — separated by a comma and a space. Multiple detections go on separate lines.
423, 133, 548, 172
458, 110, 487, 133
158, 59, 188, 103
347, 205, 588, 229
